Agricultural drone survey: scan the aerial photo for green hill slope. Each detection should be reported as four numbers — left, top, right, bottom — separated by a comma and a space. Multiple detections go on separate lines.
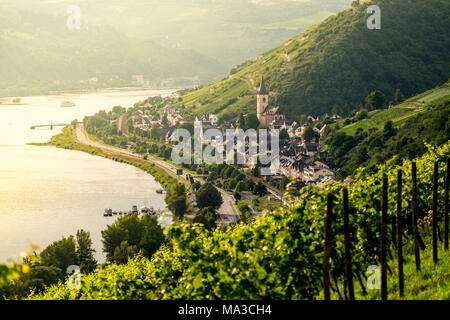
326, 80, 450, 179
338, 80, 450, 136
176, 0, 450, 121
28, 143, 450, 300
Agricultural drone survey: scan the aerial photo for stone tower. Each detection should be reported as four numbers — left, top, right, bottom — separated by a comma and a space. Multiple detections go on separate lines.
257, 76, 269, 122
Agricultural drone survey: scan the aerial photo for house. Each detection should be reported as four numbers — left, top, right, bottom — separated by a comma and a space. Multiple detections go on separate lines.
280, 156, 307, 179
303, 141, 321, 157
132, 75, 145, 85
303, 161, 335, 183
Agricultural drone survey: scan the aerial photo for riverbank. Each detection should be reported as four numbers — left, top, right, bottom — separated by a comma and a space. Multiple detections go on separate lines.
38, 125, 240, 224
0, 86, 187, 100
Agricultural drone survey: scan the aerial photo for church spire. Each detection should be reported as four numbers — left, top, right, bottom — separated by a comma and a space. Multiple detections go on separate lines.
258, 76, 267, 95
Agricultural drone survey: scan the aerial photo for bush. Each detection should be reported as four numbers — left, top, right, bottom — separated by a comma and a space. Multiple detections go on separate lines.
193, 207, 217, 230
253, 182, 268, 196
101, 215, 165, 264
195, 183, 223, 209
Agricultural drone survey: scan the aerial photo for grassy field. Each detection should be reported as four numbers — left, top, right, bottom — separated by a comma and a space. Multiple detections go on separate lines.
337, 81, 450, 136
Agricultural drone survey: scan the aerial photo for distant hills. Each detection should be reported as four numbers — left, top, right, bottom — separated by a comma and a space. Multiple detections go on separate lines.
0, 0, 352, 72
0, 0, 355, 98
176, 0, 450, 121
0, 9, 223, 97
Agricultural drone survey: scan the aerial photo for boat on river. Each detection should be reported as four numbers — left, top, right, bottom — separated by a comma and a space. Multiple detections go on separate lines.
60, 100, 76, 108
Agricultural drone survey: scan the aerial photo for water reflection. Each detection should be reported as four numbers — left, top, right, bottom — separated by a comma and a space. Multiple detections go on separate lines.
0, 90, 176, 262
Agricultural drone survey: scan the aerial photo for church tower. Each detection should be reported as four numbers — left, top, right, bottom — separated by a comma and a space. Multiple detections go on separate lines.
257, 76, 269, 122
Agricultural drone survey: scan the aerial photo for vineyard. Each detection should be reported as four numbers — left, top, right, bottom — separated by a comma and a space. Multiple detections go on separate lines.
32, 142, 450, 300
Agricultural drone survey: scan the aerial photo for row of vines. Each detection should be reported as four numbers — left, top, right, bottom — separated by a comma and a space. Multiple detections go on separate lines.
34, 142, 450, 300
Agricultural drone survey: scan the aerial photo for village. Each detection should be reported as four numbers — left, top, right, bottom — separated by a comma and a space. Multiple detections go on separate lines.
127, 77, 337, 190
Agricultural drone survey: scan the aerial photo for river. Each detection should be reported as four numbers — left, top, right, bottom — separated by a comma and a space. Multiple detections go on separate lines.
0, 89, 176, 263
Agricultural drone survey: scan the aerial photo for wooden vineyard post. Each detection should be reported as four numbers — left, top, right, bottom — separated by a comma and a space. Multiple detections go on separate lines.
343, 188, 355, 300
396, 169, 404, 297
381, 176, 388, 300
432, 162, 438, 264
412, 162, 421, 271
445, 157, 449, 251
323, 193, 333, 300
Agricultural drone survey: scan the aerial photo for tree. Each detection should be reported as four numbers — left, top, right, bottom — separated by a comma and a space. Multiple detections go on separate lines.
331, 105, 341, 117
1, 265, 64, 298
150, 124, 162, 140
102, 214, 164, 263
207, 171, 218, 182
233, 191, 241, 201
112, 106, 126, 115
253, 182, 268, 196
355, 109, 369, 121
235, 180, 247, 192
247, 180, 255, 191
171, 196, 188, 219
165, 183, 188, 219
113, 241, 137, 265
227, 178, 238, 191
279, 128, 289, 140
244, 113, 259, 129
75, 230, 97, 273
302, 126, 318, 142
356, 146, 369, 164
195, 183, 223, 209
237, 201, 252, 223
39, 237, 77, 273
252, 157, 262, 177
365, 90, 386, 110
236, 113, 245, 128
178, 122, 194, 135
193, 207, 217, 230
138, 215, 166, 257
383, 120, 397, 140
394, 89, 405, 105
341, 104, 352, 117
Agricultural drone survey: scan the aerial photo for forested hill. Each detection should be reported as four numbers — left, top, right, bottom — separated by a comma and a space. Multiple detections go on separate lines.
176, 0, 450, 121
326, 80, 450, 179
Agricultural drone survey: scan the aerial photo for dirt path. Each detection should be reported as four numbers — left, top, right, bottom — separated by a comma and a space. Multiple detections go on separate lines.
244, 73, 257, 92
74, 125, 240, 224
